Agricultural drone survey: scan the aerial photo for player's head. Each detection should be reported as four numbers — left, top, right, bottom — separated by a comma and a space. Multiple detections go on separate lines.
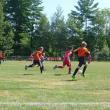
39, 46, 44, 51
66, 46, 72, 51
81, 41, 87, 47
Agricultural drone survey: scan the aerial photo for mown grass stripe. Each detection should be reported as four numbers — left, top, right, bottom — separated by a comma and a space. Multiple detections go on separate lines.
0, 102, 110, 106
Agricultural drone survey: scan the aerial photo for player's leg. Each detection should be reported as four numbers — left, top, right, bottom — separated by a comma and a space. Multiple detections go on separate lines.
41, 58, 46, 71
82, 62, 87, 77
72, 66, 81, 77
67, 62, 71, 74
53, 61, 65, 69
72, 57, 82, 79
57, 64, 65, 68
41, 61, 45, 71
38, 60, 44, 73
25, 60, 36, 70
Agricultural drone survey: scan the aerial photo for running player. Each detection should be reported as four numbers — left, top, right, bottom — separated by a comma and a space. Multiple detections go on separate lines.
72, 41, 91, 79
0, 51, 5, 64
53, 47, 73, 74
25, 47, 44, 73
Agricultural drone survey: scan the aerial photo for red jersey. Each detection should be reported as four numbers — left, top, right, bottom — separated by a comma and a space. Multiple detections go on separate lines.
0, 52, 3, 59
63, 50, 72, 61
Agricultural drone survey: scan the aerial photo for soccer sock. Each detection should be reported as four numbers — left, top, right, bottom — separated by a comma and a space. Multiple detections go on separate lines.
72, 68, 79, 76
28, 64, 34, 67
82, 65, 87, 76
68, 68, 71, 74
57, 66, 64, 68
42, 65, 44, 70
40, 66, 43, 73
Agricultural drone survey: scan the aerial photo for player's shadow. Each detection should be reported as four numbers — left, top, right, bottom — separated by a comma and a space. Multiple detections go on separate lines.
63, 79, 77, 81
54, 74, 62, 76
54, 74, 67, 76
23, 73, 33, 75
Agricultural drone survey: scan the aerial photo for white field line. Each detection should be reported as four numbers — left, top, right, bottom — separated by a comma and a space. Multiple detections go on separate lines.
0, 102, 110, 106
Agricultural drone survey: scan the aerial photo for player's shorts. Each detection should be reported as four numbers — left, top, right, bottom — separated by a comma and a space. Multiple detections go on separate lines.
0, 57, 3, 60
78, 57, 86, 67
63, 60, 71, 67
33, 60, 41, 66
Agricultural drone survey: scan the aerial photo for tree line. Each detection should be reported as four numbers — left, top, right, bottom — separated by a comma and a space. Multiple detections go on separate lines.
0, 0, 110, 60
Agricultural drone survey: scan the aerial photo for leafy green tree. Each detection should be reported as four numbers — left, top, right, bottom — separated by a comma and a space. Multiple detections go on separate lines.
28, 0, 43, 51
66, 14, 83, 48
70, 0, 99, 55
32, 14, 51, 55
71, 0, 98, 31
90, 9, 110, 56
5, 0, 43, 55
2, 21, 14, 55
50, 6, 68, 56
101, 9, 110, 54
0, 1, 14, 55
0, 1, 4, 49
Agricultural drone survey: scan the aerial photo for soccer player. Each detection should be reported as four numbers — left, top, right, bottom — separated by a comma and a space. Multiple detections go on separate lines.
25, 47, 44, 73
72, 41, 91, 79
36, 51, 47, 71
53, 47, 73, 74
0, 51, 5, 64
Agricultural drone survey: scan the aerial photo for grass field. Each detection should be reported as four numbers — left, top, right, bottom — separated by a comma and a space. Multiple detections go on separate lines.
0, 61, 110, 110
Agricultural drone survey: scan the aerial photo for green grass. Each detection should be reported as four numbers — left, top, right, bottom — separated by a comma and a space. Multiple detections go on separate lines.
0, 61, 110, 110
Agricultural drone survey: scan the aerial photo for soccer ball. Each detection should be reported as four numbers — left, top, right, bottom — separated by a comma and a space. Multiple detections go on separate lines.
77, 69, 82, 74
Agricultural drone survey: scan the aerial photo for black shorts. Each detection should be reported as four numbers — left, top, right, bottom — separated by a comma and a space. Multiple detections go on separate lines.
33, 60, 41, 66
78, 57, 86, 67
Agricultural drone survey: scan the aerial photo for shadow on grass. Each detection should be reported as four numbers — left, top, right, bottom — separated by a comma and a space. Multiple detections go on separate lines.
54, 74, 62, 76
23, 74, 33, 75
54, 74, 67, 76
63, 79, 77, 82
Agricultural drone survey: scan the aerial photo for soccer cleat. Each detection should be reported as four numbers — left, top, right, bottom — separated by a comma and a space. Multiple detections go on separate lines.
68, 72, 71, 74
72, 75, 77, 81
53, 65, 57, 69
81, 73, 85, 77
25, 65, 28, 70
70, 72, 73, 76
40, 69, 43, 74
40, 66, 44, 74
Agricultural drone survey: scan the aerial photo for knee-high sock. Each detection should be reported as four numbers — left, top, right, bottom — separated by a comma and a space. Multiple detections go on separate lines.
28, 63, 35, 67
82, 65, 87, 75
57, 66, 64, 68
68, 67, 71, 74
72, 68, 79, 76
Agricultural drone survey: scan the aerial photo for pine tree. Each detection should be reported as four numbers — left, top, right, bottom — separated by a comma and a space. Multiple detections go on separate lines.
5, 0, 43, 55
0, 2, 4, 48
71, 0, 98, 30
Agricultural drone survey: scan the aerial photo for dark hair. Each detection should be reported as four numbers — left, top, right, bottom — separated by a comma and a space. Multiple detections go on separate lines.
66, 46, 72, 51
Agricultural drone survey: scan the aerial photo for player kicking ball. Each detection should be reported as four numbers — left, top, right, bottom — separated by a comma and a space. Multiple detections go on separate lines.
72, 41, 91, 80
25, 47, 44, 73
53, 47, 73, 74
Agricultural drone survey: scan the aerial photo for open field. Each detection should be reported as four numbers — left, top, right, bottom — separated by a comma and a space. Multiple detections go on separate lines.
0, 61, 110, 110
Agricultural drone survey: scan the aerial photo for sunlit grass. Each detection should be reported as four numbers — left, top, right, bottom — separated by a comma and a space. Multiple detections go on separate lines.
0, 61, 110, 110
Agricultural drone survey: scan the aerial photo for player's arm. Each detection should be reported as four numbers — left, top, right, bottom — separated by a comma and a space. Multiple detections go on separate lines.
86, 48, 90, 55
86, 49, 91, 64
73, 48, 79, 53
31, 52, 35, 56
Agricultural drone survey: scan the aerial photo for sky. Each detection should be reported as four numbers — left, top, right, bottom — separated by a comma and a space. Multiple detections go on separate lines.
42, 0, 110, 20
